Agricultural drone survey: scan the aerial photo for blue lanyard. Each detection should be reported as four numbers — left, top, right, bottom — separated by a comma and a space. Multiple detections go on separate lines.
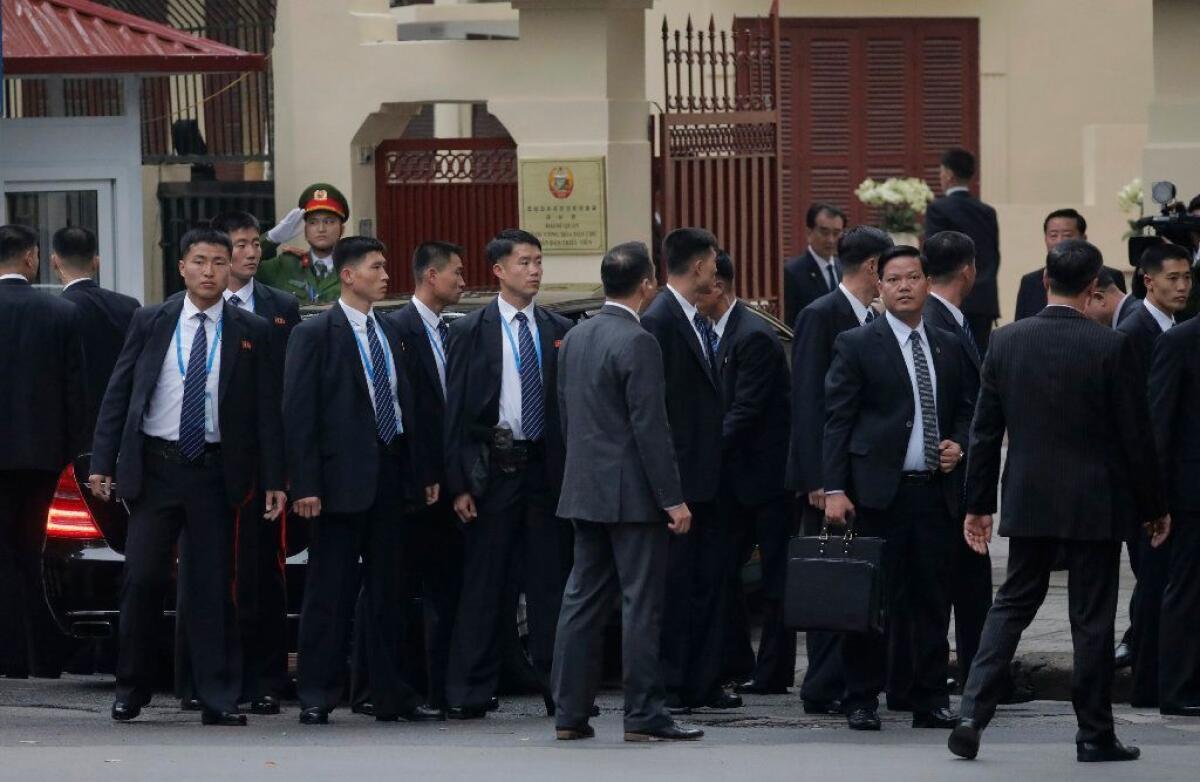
422, 319, 447, 370
352, 320, 395, 386
500, 313, 543, 373
175, 316, 222, 378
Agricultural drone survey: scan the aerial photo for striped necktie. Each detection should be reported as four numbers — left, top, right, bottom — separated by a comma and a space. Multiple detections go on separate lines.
178, 313, 209, 460
909, 330, 940, 470
514, 312, 545, 440
366, 316, 398, 444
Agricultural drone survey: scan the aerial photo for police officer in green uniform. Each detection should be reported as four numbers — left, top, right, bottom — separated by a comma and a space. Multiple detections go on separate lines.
256, 183, 349, 304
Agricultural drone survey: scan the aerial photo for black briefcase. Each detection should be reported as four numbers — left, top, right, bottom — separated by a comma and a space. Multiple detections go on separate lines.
783, 525, 885, 635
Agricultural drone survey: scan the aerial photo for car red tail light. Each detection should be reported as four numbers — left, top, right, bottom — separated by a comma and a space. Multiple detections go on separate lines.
46, 464, 104, 540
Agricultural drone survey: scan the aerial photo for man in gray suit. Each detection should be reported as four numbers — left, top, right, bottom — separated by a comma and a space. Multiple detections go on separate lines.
551, 241, 703, 743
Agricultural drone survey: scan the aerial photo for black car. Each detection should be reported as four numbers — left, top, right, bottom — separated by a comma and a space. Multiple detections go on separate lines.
41, 289, 791, 677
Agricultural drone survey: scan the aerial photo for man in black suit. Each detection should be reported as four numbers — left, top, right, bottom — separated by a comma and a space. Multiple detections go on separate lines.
782, 204, 846, 327
1014, 208, 1089, 321
641, 227, 741, 712
285, 236, 441, 725
89, 229, 285, 725
0, 224, 85, 679
1117, 241, 1192, 708
1084, 266, 1139, 327
949, 239, 1169, 763
443, 229, 574, 719
381, 241, 467, 710
824, 245, 974, 732
783, 225, 892, 714
1148, 310, 1200, 717
51, 227, 140, 439
551, 241, 703, 743
698, 251, 794, 696
924, 148, 999, 351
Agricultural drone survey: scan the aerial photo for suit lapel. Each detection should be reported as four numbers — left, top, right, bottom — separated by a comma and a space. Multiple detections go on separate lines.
535, 306, 556, 386
664, 291, 717, 388
873, 318, 914, 415
218, 302, 240, 402
330, 303, 372, 405
927, 327, 953, 424
717, 302, 743, 369
144, 299, 184, 391
832, 289, 860, 332
404, 305, 443, 399
481, 299, 503, 389
253, 284, 275, 321
802, 252, 829, 293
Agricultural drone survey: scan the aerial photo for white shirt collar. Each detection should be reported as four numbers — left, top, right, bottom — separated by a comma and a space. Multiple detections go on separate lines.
929, 292, 965, 327
310, 251, 333, 270
337, 298, 375, 329
604, 300, 640, 321
497, 293, 536, 324
224, 278, 254, 304
1143, 298, 1175, 331
837, 282, 871, 325
884, 311, 927, 346
0, 273, 29, 282
412, 296, 443, 330
1111, 294, 1127, 328
945, 185, 970, 196
1045, 302, 1085, 314
712, 299, 735, 338
182, 294, 224, 323
807, 246, 835, 269
63, 277, 92, 291
666, 283, 699, 321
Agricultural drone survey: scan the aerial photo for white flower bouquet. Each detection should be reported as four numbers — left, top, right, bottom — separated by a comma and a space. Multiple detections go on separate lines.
854, 177, 936, 234
1116, 177, 1144, 239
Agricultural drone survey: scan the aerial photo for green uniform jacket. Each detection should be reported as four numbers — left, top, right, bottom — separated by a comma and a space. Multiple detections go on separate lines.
256, 251, 341, 304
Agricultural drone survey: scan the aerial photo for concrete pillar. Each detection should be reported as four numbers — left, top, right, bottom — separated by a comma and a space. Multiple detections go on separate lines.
1143, 0, 1200, 200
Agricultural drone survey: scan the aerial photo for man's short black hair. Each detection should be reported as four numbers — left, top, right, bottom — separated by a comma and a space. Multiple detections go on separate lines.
210, 211, 261, 236
1046, 239, 1103, 296
1042, 208, 1087, 235
0, 224, 39, 266
600, 241, 655, 298
714, 249, 734, 285
837, 225, 893, 271
877, 245, 926, 279
1188, 194, 1200, 214
1139, 241, 1192, 276
412, 240, 464, 283
179, 228, 232, 258
1096, 266, 1123, 291
485, 229, 541, 266
51, 226, 97, 267
941, 147, 976, 181
923, 231, 976, 281
333, 236, 387, 271
805, 203, 847, 230
662, 227, 719, 276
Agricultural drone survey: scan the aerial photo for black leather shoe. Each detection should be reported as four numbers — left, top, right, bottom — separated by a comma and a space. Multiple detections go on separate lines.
446, 705, 488, 720
299, 707, 329, 725
705, 690, 743, 709
846, 708, 881, 731
1114, 642, 1134, 670
734, 680, 788, 695
1077, 738, 1140, 762
401, 704, 446, 722
556, 724, 595, 740
912, 707, 958, 729
948, 719, 981, 759
201, 710, 247, 726
352, 701, 375, 717
802, 699, 843, 715
1161, 704, 1200, 717
111, 701, 141, 722
487, 697, 500, 712
624, 722, 704, 742
249, 696, 280, 715
180, 697, 201, 712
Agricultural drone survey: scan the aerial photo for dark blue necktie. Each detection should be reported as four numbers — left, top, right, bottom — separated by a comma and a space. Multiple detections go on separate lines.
515, 312, 544, 440
707, 320, 720, 357
366, 316, 398, 444
178, 313, 209, 460
864, 308, 876, 324
910, 331, 940, 471
825, 263, 838, 292
693, 312, 717, 370
437, 318, 450, 355
961, 321, 980, 361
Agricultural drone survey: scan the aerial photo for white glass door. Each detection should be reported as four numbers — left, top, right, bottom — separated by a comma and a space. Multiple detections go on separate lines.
4, 180, 116, 291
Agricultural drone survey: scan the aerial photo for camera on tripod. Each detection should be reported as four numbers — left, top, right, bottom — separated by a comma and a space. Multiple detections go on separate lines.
1127, 180, 1200, 268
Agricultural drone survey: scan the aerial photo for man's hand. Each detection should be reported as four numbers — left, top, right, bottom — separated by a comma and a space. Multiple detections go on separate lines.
938, 439, 964, 473
807, 489, 826, 511
88, 474, 113, 501
293, 496, 322, 519
264, 490, 287, 521
425, 484, 440, 506
964, 513, 993, 555
280, 243, 307, 258
824, 492, 855, 527
666, 504, 692, 535
454, 493, 477, 523
1145, 514, 1172, 548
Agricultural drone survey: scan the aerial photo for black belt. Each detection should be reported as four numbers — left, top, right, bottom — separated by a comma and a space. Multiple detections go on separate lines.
900, 470, 938, 485
144, 436, 221, 466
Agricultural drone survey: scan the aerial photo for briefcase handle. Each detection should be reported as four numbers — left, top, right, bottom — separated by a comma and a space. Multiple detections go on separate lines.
818, 520, 857, 556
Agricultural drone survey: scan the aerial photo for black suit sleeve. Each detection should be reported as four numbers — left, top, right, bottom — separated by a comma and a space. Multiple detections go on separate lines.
722, 329, 777, 449
442, 320, 472, 497
63, 305, 87, 460
1148, 330, 1182, 468
783, 267, 798, 329
965, 338, 1006, 515
623, 331, 684, 509
951, 341, 976, 448
922, 200, 949, 241
90, 308, 149, 476
557, 333, 570, 443
790, 307, 834, 492
821, 332, 863, 495
1111, 335, 1167, 523
282, 296, 302, 332
282, 324, 322, 501
254, 318, 285, 491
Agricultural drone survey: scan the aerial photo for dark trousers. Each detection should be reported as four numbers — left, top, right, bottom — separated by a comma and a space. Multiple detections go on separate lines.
0, 469, 63, 677
842, 480, 954, 713
798, 504, 846, 705
552, 520, 671, 732
950, 537, 993, 679
724, 492, 797, 692
660, 501, 729, 707
117, 450, 240, 713
961, 538, 1120, 743
1161, 512, 1200, 710
1130, 532, 1171, 707
296, 446, 420, 717
446, 453, 572, 708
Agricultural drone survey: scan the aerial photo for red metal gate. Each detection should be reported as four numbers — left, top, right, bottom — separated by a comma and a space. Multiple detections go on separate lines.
654, 1, 783, 317
375, 137, 518, 294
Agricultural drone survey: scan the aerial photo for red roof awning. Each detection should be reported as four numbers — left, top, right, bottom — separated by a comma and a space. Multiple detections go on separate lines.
2, 0, 266, 75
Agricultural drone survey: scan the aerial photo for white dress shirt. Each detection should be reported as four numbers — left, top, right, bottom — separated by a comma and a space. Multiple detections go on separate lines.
838, 283, 872, 326
1143, 298, 1175, 332
62, 277, 92, 291
945, 185, 970, 196
808, 246, 839, 290
604, 300, 640, 321
0, 273, 28, 282
412, 296, 448, 396
497, 295, 540, 441
929, 292, 966, 327
224, 278, 256, 313
338, 299, 403, 432
667, 283, 709, 356
309, 251, 334, 279
884, 312, 939, 472
143, 296, 224, 442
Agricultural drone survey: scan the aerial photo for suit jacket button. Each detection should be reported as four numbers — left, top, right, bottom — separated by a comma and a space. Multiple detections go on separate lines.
906, 420, 913, 428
